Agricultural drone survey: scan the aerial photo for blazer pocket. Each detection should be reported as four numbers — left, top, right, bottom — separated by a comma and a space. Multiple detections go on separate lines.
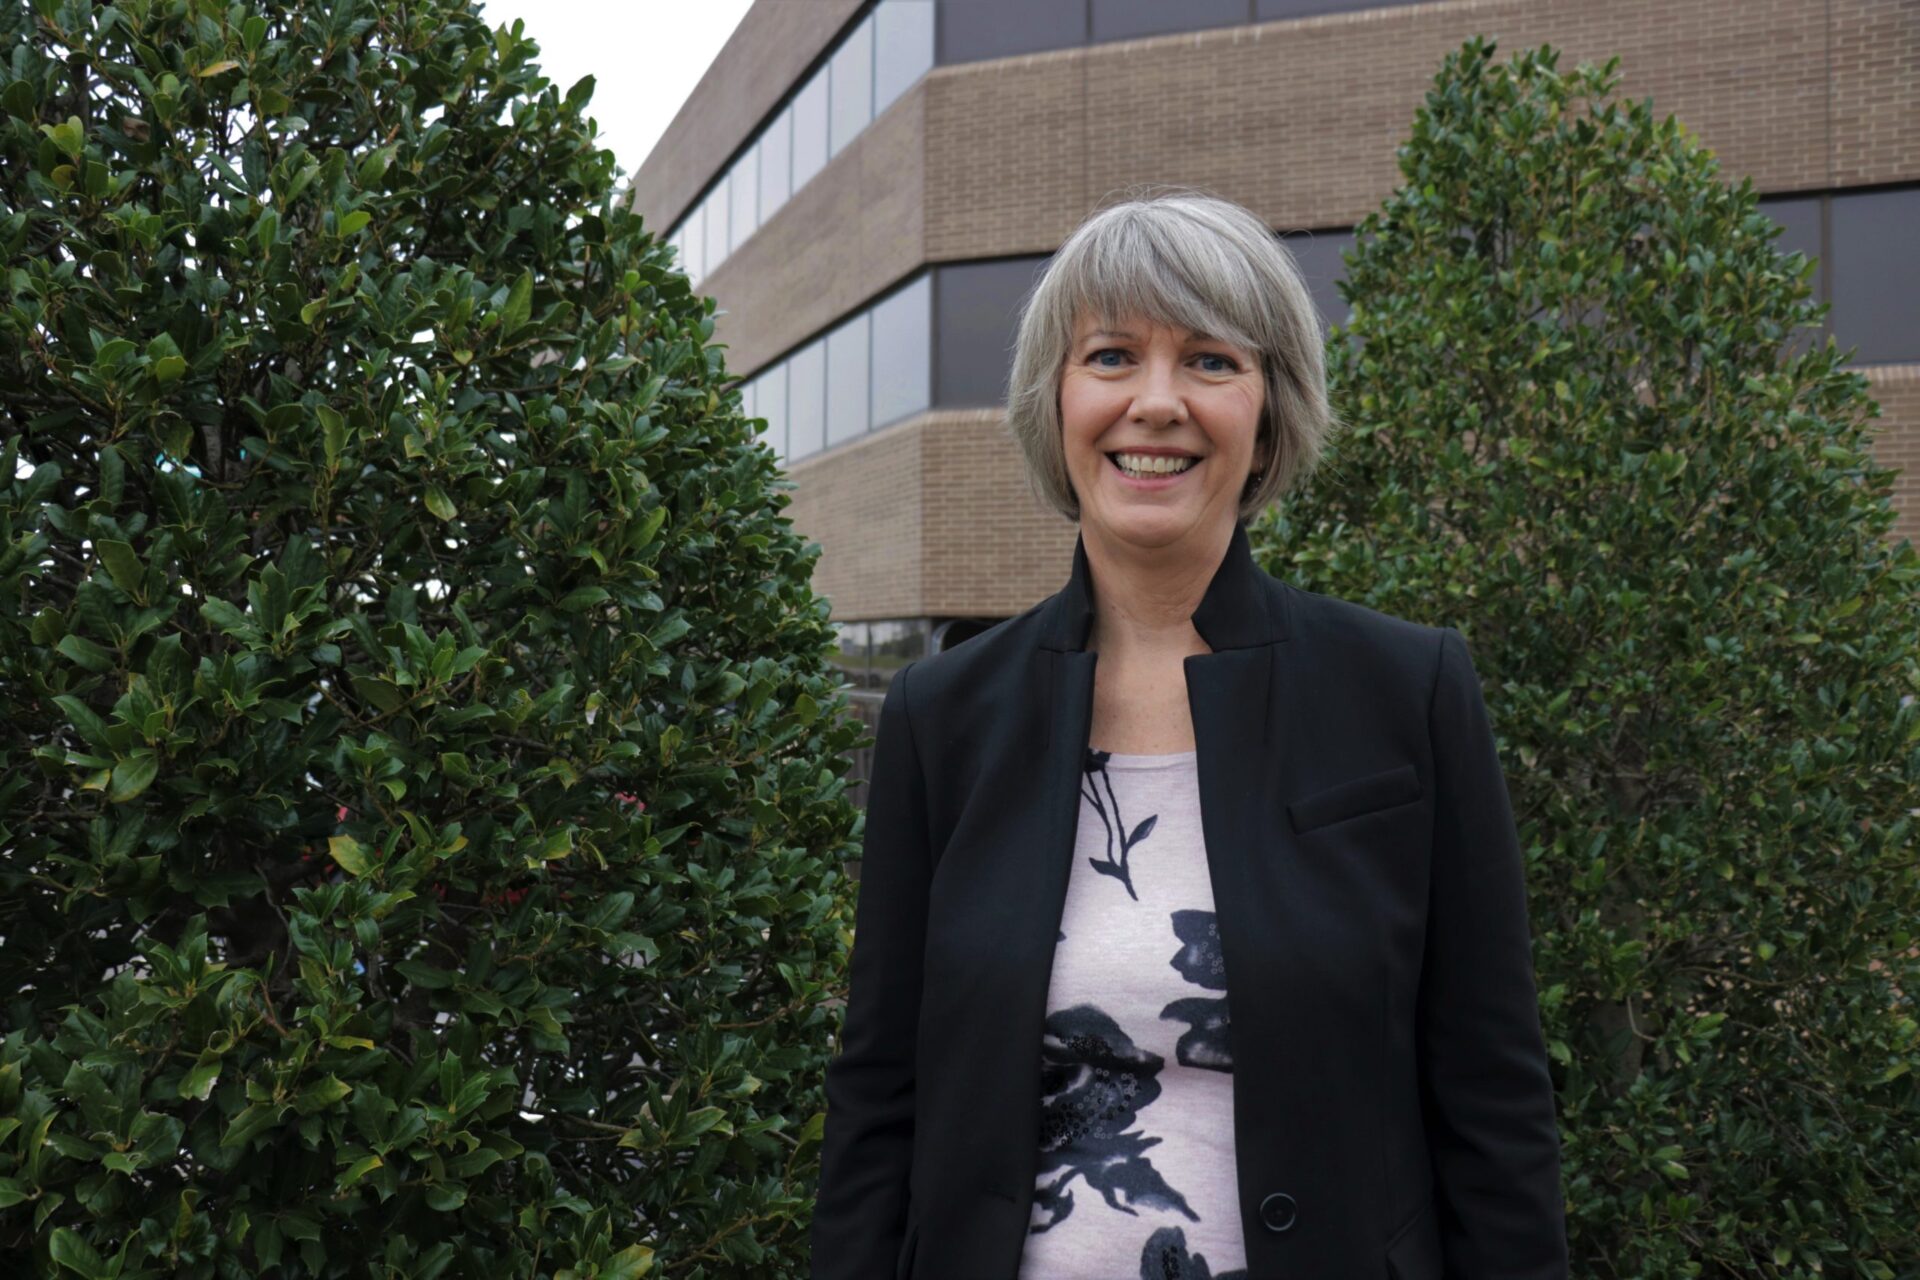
1287, 763, 1421, 834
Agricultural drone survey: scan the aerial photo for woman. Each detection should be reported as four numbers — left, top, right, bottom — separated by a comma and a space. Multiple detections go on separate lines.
810, 190, 1567, 1280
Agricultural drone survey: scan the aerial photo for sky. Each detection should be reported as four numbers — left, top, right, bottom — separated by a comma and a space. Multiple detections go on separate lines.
474, 0, 754, 182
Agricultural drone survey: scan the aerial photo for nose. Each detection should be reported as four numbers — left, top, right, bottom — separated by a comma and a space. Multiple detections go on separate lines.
1129, 356, 1188, 424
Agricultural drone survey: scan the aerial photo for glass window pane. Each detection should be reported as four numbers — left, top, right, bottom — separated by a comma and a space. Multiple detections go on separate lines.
871, 274, 931, 428
827, 311, 871, 446
731, 141, 760, 249
1257, 0, 1418, 17
759, 361, 789, 466
791, 73, 829, 194
1758, 195, 1825, 358
829, 15, 874, 158
706, 173, 731, 265
788, 339, 826, 461
1279, 228, 1355, 333
939, 0, 1083, 64
1093, 0, 1246, 42
875, 0, 934, 118
934, 257, 1050, 407
682, 200, 705, 284
1831, 188, 1919, 364
759, 106, 792, 222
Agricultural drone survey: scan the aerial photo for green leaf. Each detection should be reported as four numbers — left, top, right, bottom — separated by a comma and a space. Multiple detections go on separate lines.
394, 960, 455, 989
328, 836, 371, 878
500, 270, 533, 337
292, 1075, 352, 1114
56, 633, 116, 673
220, 1102, 284, 1150
96, 539, 144, 595
603, 1244, 655, 1280
339, 1154, 382, 1187
108, 752, 160, 802
424, 484, 457, 521
180, 1059, 220, 1102
48, 1227, 108, 1278
338, 209, 371, 237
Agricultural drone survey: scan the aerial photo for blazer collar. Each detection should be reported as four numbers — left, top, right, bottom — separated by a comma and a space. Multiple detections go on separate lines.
1038, 517, 1286, 653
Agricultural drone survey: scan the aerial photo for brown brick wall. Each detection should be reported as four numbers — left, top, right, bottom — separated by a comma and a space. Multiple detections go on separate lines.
683, 0, 1916, 384
625, 0, 866, 235
1867, 365, 1920, 547
705, 83, 927, 377
785, 378, 1920, 624
784, 410, 1077, 622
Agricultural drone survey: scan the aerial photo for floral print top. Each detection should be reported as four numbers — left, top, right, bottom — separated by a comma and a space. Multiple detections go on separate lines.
1016, 746, 1247, 1280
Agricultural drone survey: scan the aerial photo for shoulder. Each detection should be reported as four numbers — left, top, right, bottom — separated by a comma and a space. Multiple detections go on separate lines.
894, 595, 1053, 714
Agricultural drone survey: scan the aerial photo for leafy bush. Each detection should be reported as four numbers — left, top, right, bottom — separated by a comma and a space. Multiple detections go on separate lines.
1267, 37, 1920, 1279
0, 1, 861, 1274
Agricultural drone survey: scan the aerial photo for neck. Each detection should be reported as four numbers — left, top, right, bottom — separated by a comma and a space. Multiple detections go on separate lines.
1082, 522, 1232, 659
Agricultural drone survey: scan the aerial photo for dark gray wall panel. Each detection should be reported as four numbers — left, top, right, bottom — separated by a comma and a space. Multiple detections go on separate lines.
1829, 187, 1918, 365
938, 0, 1086, 65
1092, 0, 1251, 43
934, 258, 1052, 408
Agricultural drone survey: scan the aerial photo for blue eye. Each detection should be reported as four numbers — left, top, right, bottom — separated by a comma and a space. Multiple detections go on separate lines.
1089, 348, 1239, 372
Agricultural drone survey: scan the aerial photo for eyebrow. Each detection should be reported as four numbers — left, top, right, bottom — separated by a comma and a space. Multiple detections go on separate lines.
1081, 328, 1237, 347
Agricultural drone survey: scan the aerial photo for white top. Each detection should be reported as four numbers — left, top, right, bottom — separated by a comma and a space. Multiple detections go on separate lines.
1016, 746, 1248, 1279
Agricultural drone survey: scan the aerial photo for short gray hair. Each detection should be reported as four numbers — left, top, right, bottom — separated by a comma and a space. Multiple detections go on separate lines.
1005, 185, 1340, 523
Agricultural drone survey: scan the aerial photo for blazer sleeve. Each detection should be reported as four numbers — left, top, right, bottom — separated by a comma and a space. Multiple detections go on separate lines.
1420, 627, 1569, 1278
810, 658, 931, 1279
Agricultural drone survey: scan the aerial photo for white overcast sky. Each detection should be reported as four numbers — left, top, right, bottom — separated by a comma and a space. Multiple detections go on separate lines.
475, 0, 754, 181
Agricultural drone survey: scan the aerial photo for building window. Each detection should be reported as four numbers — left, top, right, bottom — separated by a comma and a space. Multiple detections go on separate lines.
788, 337, 828, 460
791, 66, 830, 194
730, 140, 760, 250
871, 274, 932, 429
933, 257, 1048, 409
757, 363, 789, 466
830, 12, 875, 159
937, 0, 1086, 64
682, 195, 705, 283
1829, 187, 1918, 365
760, 106, 792, 222
1092, 0, 1248, 43
827, 310, 873, 447
706, 174, 731, 267
875, 0, 935, 117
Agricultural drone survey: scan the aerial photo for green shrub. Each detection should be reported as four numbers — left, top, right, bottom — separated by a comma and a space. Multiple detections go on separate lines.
1266, 36, 1920, 1279
0, 1, 861, 1274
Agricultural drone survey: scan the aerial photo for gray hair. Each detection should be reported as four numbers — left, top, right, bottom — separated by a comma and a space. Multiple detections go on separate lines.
1005, 185, 1340, 523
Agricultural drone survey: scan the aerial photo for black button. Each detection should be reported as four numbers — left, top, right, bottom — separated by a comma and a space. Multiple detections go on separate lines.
1260, 1191, 1298, 1233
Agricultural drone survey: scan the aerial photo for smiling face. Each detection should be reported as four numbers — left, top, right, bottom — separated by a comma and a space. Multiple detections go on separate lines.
1060, 310, 1268, 550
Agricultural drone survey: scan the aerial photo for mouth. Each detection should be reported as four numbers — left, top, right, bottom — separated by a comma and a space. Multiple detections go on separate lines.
1107, 452, 1201, 486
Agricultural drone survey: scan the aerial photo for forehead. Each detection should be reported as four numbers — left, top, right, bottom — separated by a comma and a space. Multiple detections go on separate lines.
1071, 313, 1228, 343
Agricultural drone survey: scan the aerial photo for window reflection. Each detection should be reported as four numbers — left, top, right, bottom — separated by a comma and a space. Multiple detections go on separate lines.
790, 74, 829, 196
875, 0, 934, 118
788, 338, 827, 460
871, 275, 931, 429
827, 311, 872, 447
829, 14, 874, 159
668, 0, 934, 284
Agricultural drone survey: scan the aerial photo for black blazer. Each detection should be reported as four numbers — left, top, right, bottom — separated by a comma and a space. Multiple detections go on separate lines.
810, 519, 1567, 1280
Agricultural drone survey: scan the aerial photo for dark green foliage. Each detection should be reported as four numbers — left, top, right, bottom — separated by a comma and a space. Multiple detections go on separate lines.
1266, 37, 1920, 1278
0, 1, 863, 1274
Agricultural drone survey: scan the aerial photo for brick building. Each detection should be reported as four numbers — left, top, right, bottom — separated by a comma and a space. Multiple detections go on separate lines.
627, 0, 1920, 771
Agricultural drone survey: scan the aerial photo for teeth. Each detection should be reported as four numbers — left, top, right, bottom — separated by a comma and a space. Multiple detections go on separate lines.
1114, 453, 1196, 477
